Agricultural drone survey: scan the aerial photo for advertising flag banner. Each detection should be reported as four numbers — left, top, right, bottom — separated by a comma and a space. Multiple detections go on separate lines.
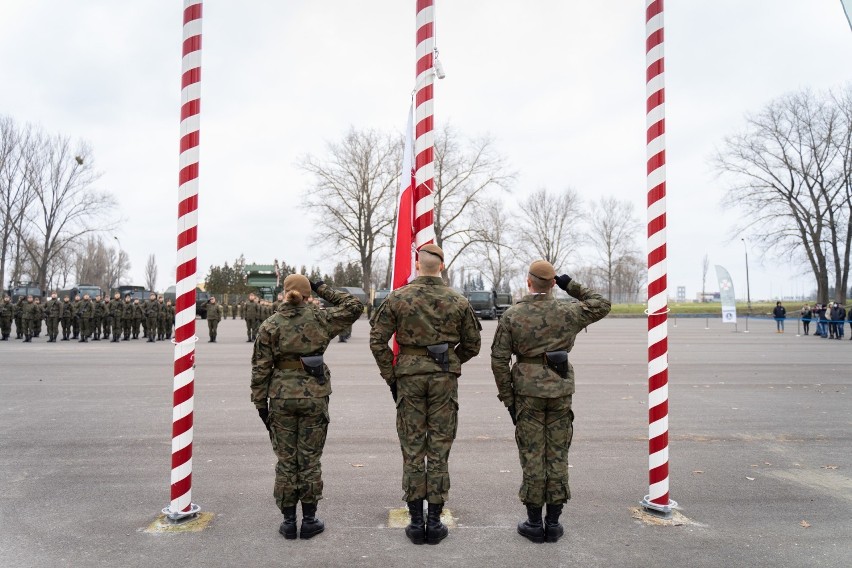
715, 265, 737, 324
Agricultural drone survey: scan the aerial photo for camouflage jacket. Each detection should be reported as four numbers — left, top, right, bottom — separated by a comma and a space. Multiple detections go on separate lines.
144, 300, 161, 318
204, 302, 223, 321
0, 300, 13, 318
121, 301, 134, 319
45, 298, 63, 318
109, 300, 123, 318
21, 301, 38, 319
490, 280, 611, 404
369, 276, 482, 385
77, 299, 94, 318
93, 300, 106, 317
244, 301, 261, 320
251, 284, 363, 407
132, 303, 144, 319
61, 300, 74, 318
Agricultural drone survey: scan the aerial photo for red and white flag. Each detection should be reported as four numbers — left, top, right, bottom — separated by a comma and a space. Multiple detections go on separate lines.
392, 103, 417, 291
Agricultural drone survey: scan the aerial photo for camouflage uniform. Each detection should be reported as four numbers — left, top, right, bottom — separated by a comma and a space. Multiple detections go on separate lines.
21, 298, 37, 341
32, 298, 44, 337
92, 297, 105, 340
121, 298, 134, 340
144, 296, 160, 342
77, 297, 94, 342
44, 295, 62, 342
251, 284, 363, 511
108, 294, 123, 341
244, 298, 260, 342
0, 296, 13, 340
157, 299, 167, 339
204, 299, 223, 342
71, 297, 82, 339
491, 278, 610, 509
131, 300, 143, 338
14, 298, 25, 339
60, 298, 74, 340
165, 301, 175, 339
369, 275, 482, 505
101, 299, 111, 338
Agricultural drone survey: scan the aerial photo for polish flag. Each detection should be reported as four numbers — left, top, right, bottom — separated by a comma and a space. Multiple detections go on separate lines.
390, 104, 417, 360
392, 104, 417, 292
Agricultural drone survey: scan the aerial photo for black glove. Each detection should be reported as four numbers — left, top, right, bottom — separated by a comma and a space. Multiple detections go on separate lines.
389, 382, 398, 403
310, 280, 324, 293
257, 407, 271, 431
555, 274, 572, 291
507, 404, 517, 426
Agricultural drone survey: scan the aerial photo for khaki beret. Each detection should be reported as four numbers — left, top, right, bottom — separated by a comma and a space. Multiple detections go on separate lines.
418, 243, 444, 262
528, 259, 556, 280
283, 274, 311, 298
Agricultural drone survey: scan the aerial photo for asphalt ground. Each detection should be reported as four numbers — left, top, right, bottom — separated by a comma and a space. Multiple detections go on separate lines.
1, 317, 850, 567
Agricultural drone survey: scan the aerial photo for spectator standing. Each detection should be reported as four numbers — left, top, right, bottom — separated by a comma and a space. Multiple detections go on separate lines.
772, 301, 786, 333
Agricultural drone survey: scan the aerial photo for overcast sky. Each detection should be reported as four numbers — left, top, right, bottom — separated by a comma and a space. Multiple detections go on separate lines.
2, 1, 850, 301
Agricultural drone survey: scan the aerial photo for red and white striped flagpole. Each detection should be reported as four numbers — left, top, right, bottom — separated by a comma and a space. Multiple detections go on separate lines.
164, 0, 202, 521
414, 0, 436, 249
642, 0, 677, 516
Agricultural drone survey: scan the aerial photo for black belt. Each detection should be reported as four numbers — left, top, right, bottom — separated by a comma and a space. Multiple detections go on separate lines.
516, 354, 545, 365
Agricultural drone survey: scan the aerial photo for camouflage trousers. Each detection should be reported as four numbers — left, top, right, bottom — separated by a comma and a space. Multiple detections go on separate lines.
207, 319, 219, 340
268, 397, 330, 509
396, 373, 458, 504
103, 316, 113, 337
514, 395, 574, 507
46, 317, 59, 337
245, 318, 254, 339
80, 318, 92, 339
60, 317, 72, 336
146, 317, 158, 338
0, 316, 10, 336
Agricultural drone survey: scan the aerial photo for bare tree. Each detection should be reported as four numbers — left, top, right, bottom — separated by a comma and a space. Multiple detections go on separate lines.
0, 117, 32, 290
714, 87, 851, 303
18, 129, 116, 289
145, 253, 158, 292
468, 199, 517, 291
301, 128, 400, 297
516, 188, 584, 271
432, 125, 514, 276
701, 254, 710, 302
587, 196, 641, 301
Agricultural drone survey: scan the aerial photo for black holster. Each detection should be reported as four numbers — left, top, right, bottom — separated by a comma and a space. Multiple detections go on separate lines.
300, 355, 326, 384
545, 350, 569, 379
426, 343, 450, 372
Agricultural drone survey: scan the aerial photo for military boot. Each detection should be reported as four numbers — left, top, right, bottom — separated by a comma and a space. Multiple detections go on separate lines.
79, 336, 87, 343
112, 334, 119, 342
517, 504, 544, 543
425, 503, 448, 544
24, 334, 32, 342
278, 505, 297, 540
405, 500, 426, 545
299, 502, 324, 539
544, 504, 564, 543
147, 335, 155, 343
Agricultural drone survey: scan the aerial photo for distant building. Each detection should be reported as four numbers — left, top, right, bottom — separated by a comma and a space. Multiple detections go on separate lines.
676, 286, 686, 302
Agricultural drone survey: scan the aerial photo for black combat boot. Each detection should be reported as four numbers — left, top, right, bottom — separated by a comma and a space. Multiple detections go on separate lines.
517, 504, 544, 543
405, 500, 426, 545
299, 502, 324, 539
425, 502, 448, 544
1, 334, 8, 341
278, 505, 297, 540
544, 503, 564, 543
79, 337, 87, 343
147, 336, 155, 343
24, 334, 32, 342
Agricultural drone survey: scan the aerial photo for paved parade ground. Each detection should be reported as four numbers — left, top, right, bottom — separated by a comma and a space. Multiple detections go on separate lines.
1, 317, 850, 567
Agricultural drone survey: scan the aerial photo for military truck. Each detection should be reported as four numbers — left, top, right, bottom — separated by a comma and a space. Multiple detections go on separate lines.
466, 290, 498, 320
10, 283, 43, 303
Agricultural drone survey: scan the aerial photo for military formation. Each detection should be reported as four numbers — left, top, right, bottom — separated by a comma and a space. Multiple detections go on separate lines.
249, 245, 611, 547
0, 292, 175, 343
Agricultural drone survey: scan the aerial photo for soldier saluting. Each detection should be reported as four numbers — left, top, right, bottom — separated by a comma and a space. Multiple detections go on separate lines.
251, 275, 363, 540
490, 260, 611, 543
369, 244, 482, 545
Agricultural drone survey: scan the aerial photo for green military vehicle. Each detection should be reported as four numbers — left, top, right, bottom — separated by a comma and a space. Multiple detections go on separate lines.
466, 290, 513, 320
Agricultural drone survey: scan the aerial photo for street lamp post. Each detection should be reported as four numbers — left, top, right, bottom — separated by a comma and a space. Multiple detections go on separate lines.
741, 238, 751, 333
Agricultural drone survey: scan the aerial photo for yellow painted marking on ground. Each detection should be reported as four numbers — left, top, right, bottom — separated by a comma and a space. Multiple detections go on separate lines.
630, 507, 699, 527
388, 507, 456, 528
144, 512, 215, 534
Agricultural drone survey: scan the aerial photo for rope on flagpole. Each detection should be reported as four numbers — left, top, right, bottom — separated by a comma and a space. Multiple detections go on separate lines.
641, 0, 677, 517
163, 0, 203, 523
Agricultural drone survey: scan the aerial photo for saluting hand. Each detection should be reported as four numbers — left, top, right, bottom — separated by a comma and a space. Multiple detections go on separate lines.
555, 274, 572, 291
310, 280, 324, 293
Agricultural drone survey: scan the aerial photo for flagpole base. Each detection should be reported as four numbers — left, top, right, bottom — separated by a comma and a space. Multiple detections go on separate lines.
162, 502, 201, 523
640, 496, 677, 519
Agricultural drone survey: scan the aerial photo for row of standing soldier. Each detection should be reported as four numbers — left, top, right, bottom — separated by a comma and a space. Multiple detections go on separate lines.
0, 292, 175, 343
